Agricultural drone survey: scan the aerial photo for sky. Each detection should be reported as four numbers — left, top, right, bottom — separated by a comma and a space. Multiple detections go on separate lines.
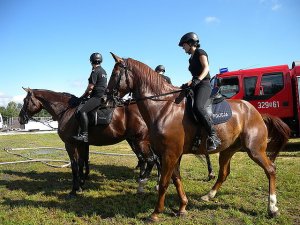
0, 0, 299, 107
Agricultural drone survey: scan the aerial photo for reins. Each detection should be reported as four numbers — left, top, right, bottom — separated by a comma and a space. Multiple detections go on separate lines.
109, 87, 190, 107
20, 92, 72, 128
109, 59, 191, 106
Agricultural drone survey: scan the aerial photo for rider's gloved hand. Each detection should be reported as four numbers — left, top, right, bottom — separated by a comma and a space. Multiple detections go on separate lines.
180, 83, 189, 89
190, 79, 201, 88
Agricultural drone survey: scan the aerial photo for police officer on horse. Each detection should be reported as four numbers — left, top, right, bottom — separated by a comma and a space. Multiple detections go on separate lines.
73, 52, 107, 142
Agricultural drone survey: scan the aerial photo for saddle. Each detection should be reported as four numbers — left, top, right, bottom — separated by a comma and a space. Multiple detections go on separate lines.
186, 87, 232, 152
186, 87, 232, 125
76, 96, 114, 126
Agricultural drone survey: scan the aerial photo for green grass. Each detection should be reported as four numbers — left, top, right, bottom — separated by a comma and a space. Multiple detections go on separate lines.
0, 133, 299, 224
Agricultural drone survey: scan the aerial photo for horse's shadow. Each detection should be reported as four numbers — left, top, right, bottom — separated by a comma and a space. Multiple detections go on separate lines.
1, 165, 259, 218
1, 164, 158, 217
1, 163, 138, 194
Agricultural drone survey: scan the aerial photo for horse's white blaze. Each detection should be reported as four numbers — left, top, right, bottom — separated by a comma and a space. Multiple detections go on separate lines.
269, 194, 278, 213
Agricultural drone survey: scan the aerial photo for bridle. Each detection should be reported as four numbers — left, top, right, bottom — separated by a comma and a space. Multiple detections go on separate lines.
109, 59, 132, 97
20, 92, 35, 123
20, 92, 70, 128
108, 59, 189, 105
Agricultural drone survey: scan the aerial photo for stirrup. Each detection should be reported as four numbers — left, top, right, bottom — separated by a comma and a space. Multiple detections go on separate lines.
73, 133, 88, 143
206, 136, 221, 151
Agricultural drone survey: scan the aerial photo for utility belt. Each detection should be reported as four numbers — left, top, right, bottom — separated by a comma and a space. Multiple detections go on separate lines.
192, 76, 210, 81
191, 77, 210, 88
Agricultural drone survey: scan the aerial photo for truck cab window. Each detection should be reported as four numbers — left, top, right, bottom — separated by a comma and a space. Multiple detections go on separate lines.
244, 77, 257, 97
217, 76, 239, 98
261, 73, 284, 96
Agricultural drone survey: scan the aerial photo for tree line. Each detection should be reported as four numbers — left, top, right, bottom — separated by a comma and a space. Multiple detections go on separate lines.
0, 101, 50, 121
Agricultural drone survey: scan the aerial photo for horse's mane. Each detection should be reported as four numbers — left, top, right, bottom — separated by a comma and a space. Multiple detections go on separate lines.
127, 58, 178, 96
32, 89, 77, 104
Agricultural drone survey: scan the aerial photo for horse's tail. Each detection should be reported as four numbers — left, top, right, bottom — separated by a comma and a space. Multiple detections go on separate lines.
262, 114, 291, 162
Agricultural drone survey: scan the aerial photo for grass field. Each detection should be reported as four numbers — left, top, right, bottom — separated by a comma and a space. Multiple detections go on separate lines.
0, 133, 299, 225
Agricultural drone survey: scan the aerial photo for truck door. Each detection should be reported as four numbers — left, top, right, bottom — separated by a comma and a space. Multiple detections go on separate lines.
243, 76, 258, 101
295, 76, 300, 135
248, 72, 293, 118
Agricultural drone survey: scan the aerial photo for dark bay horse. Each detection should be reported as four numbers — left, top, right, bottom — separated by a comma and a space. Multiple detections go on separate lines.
18, 88, 158, 195
107, 53, 290, 221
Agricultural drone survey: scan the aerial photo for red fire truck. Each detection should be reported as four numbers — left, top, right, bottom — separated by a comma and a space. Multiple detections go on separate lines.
215, 61, 300, 137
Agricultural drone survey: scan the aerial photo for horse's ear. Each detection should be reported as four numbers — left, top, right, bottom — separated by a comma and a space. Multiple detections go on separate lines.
22, 87, 32, 93
110, 52, 123, 63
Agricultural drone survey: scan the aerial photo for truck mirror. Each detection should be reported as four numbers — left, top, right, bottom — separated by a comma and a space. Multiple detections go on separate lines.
292, 61, 300, 69
259, 86, 264, 95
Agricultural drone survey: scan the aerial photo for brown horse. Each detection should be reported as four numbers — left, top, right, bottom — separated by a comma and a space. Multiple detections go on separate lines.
107, 53, 290, 221
18, 88, 159, 195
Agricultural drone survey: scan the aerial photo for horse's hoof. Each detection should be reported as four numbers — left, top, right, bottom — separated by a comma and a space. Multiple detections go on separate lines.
176, 210, 188, 217
147, 213, 159, 223
207, 173, 216, 181
67, 191, 77, 199
137, 187, 145, 194
201, 195, 210, 202
268, 210, 280, 218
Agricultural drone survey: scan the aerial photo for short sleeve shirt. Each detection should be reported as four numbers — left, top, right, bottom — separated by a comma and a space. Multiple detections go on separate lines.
88, 66, 107, 97
188, 48, 211, 79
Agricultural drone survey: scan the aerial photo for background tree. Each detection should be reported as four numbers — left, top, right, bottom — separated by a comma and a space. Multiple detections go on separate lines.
4, 101, 19, 117
0, 101, 50, 120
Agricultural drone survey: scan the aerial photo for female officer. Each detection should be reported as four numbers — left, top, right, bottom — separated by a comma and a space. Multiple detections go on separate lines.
73, 52, 107, 142
179, 32, 220, 151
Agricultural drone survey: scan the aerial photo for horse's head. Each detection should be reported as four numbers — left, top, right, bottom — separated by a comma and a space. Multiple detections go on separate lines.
18, 87, 43, 124
107, 53, 134, 98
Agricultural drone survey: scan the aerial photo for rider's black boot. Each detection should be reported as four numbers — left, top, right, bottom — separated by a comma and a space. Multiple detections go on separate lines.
73, 112, 89, 143
201, 114, 221, 151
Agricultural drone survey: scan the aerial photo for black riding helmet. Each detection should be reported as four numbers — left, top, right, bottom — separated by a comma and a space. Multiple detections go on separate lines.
155, 65, 165, 73
90, 52, 102, 65
178, 32, 199, 47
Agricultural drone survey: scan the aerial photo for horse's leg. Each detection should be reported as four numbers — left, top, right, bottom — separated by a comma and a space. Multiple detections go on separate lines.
78, 145, 85, 187
204, 153, 215, 180
132, 140, 161, 194
154, 155, 161, 191
127, 139, 149, 193
150, 153, 181, 222
84, 144, 90, 180
246, 147, 278, 217
172, 156, 188, 216
201, 149, 236, 201
127, 139, 146, 170
65, 143, 81, 196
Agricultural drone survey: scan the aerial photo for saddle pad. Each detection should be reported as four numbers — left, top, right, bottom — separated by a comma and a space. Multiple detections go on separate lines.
211, 100, 232, 125
89, 107, 114, 126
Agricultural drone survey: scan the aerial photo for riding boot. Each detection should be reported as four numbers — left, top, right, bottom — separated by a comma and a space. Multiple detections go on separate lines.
200, 114, 221, 151
73, 112, 89, 143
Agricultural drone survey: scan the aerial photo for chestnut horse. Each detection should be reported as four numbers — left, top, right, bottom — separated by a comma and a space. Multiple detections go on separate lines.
18, 88, 158, 195
107, 53, 290, 221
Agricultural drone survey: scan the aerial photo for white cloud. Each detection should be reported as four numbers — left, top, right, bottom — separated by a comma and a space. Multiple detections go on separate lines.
204, 16, 220, 24
259, 0, 282, 11
0, 93, 25, 107
12, 94, 26, 104
0, 92, 10, 107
